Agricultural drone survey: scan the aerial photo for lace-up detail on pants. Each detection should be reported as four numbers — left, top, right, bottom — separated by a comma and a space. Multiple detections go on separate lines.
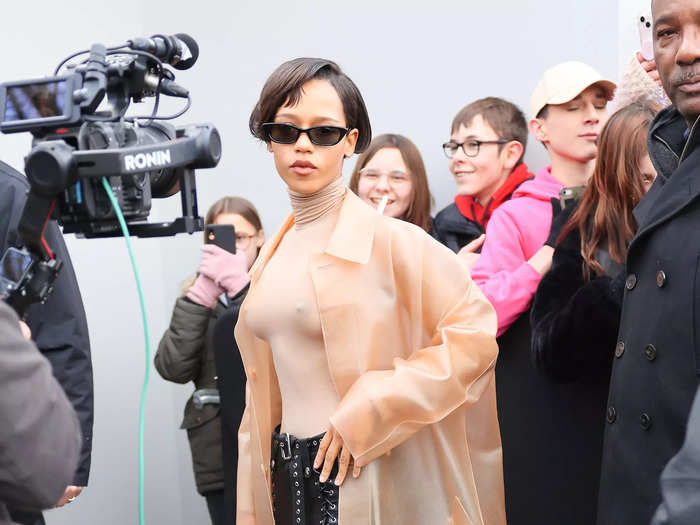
271, 428, 340, 525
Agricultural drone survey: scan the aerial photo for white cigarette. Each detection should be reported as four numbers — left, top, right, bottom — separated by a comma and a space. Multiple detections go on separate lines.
377, 195, 389, 215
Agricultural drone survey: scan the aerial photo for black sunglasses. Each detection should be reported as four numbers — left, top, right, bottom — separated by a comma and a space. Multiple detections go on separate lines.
262, 122, 350, 146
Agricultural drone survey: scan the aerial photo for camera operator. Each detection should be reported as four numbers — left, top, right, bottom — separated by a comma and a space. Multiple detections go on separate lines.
0, 299, 82, 525
0, 160, 93, 524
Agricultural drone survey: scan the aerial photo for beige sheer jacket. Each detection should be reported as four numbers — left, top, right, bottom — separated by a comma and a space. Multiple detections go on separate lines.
235, 191, 505, 525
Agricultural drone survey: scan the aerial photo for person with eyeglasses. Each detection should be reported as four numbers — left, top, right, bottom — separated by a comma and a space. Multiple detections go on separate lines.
348, 133, 433, 233
234, 57, 505, 525
433, 98, 536, 265
155, 196, 265, 525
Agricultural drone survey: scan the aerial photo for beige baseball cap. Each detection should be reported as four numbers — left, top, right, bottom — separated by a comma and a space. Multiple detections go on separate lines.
530, 61, 617, 119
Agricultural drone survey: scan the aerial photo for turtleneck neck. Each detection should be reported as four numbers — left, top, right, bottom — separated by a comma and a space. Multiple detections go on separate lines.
288, 176, 346, 228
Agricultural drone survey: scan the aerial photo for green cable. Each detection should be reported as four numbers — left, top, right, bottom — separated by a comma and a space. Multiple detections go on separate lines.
101, 177, 150, 525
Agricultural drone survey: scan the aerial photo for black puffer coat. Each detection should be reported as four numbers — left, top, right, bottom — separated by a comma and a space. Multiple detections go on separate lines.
431, 203, 483, 252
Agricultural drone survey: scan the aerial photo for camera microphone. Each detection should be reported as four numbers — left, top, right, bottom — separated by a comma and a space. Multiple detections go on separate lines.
128, 33, 199, 70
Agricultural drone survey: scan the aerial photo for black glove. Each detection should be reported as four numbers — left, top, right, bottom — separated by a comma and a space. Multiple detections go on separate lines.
545, 198, 564, 247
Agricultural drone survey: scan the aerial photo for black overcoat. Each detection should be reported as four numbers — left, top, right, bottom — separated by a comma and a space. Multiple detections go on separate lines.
597, 106, 700, 525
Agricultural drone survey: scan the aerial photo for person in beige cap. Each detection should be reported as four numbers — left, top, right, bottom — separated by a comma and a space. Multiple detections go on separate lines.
529, 61, 616, 190
466, 61, 616, 525
530, 62, 616, 192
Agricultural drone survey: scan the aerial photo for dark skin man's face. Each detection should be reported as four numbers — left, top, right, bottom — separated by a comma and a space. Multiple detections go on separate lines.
653, 0, 700, 126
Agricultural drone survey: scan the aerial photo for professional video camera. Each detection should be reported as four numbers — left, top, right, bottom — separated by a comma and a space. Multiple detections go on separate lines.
0, 34, 222, 315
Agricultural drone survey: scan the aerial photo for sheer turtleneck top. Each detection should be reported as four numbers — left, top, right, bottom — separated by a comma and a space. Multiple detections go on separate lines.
245, 177, 345, 437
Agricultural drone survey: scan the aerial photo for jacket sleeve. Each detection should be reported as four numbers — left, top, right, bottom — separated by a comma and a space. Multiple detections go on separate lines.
652, 384, 700, 525
330, 234, 499, 467
470, 206, 544, 336
529, 237, 623, 382
155, 296, 212, 383
24, 220, 93, 487
0, 301, 82, 510
236, 383, 256, 525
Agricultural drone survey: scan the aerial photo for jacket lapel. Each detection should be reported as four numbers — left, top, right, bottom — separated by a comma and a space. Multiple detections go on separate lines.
632, 146, 700, 249
311, 192, 380, 396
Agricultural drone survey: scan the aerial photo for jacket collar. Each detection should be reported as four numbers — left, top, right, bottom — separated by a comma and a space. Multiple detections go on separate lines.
453, 163, 534, 230
249, 190, 379, 283
632, 140, 700, 246
647, 105, 700, 181
635, 105, 700, 228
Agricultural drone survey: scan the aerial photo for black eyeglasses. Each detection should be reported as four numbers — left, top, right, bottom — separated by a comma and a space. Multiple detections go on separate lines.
262, 123, 350, 146
442, 138, 511, 158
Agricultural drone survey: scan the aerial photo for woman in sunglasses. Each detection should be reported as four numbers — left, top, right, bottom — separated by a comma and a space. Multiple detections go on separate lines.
235, 58, 505, 525
348, 134, 433, 233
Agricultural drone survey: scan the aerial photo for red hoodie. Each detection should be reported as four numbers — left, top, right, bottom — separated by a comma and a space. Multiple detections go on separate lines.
454, 163, 534, 231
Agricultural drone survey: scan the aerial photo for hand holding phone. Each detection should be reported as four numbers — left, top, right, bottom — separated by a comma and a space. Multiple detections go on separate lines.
205, 224, 236, 254
638, 13, 654, 61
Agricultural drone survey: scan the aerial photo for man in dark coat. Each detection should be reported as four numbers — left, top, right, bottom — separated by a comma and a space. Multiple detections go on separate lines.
596, 1, 700, 523
0, 160, 93, 525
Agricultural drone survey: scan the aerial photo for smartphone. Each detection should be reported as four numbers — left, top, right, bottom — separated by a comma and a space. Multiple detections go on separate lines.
205, 224, 236, 254
638, 13, 654, 61
559, 186, 586, 208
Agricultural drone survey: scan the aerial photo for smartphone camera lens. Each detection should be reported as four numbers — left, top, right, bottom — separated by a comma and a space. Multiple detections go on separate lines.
640, 16, 645, 22
646, 22, 651, 28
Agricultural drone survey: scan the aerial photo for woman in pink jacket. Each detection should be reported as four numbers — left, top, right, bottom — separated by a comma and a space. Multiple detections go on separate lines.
234, 58, 505, 525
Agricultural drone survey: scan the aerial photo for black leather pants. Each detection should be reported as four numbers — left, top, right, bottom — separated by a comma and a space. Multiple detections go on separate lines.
271, 429, 340, 525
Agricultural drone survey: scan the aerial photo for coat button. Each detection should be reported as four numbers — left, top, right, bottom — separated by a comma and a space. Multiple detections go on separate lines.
625, 274, 637, 290
640, 413, 652, 430
645, 344, 657, 361
656, 271, 666, 288
615, 342, 625, 358
606, 407, 617, 423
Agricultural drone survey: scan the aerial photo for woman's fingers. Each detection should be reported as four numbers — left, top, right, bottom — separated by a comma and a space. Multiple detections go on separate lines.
334, 446, 351, 486
352, 462, 362, 479
313, 431, 332, 470
319, 433, 342, 483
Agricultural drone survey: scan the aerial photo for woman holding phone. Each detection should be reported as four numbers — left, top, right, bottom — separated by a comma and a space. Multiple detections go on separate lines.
155, 196, 264, 525
235, 57, 504, 525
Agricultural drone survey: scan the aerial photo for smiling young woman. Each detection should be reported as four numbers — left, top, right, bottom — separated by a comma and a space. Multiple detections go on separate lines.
235, 57, 506, 525
349, 133, 434, 232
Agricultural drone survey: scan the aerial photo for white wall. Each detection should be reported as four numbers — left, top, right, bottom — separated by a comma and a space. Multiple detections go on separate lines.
0, 1, 619, 524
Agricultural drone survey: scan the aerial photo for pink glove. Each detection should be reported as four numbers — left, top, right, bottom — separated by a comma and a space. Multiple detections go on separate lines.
198, 244, 251, 297
186, 274, 223, 308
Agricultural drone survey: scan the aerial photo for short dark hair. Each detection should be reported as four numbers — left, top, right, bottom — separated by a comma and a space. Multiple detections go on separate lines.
249, 58, 372, 153
451, 97, 528, 166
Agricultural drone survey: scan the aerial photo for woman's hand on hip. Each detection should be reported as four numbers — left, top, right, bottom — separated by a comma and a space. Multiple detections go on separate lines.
314, 424, 361, 486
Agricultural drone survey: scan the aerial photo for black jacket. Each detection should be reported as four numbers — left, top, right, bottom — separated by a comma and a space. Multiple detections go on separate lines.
431, 203, 483, 252
652, 383, 700, 525
530, 211, 625, 382
0, 161, 93, 488
597, 105, 700, 525
519, 214, 624, 525
0, 301, 82, 525
213, 286, 248, 524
